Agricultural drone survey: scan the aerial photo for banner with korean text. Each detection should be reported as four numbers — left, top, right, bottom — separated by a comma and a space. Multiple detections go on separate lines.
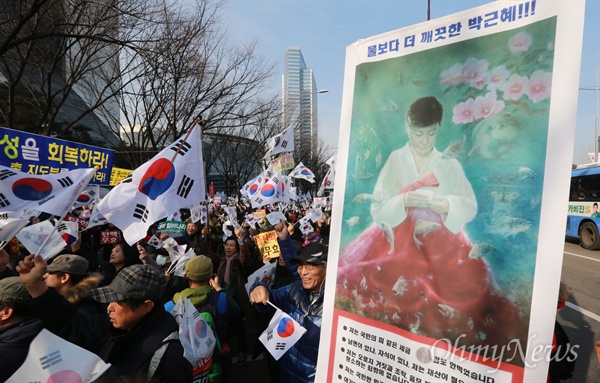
319, 1, 585, 383
0, 127, 114, 185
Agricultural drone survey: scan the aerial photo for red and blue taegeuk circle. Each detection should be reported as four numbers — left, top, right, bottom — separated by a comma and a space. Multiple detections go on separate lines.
76, 193, 91, 203
300, 169, 311, 176
260, 184, 276, 197
274, 136, 281, 147
249, 183, 259, 196
196, 319, 208, 338
48, 370, 82, 383
277, 317, 295, 338
138, 158, 176, 200
12, 178, 52, 201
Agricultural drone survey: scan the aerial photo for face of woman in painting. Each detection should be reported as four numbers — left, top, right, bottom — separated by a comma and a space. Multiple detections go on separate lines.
407, 123, 440, 157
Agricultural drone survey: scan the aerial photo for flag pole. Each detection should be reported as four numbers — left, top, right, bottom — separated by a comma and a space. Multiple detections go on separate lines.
170, 115, 207, 163
266, 300, 281, 311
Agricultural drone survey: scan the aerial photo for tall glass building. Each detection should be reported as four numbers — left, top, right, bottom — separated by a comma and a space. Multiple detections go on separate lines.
282, 47, 319, 162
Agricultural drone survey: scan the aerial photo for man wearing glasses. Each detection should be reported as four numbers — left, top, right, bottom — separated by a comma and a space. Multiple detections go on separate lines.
250, 220, 327, 383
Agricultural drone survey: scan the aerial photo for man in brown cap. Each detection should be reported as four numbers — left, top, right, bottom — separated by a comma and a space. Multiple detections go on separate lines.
17, 254, 192, 382
0, 276, 44, 381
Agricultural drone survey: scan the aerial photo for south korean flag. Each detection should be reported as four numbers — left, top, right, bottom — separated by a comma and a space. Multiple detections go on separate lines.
0, 165, 95, 218
97, 126, 206, 245
258, 307, 306, 361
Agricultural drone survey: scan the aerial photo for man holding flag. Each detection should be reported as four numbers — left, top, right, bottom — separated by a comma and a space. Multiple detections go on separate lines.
249, 220, 327, 383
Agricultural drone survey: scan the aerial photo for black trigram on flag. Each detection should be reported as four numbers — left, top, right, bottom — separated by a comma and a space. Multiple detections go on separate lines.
40, 350, 62, 369
275, 342, 286, 351
254, 197, 263, 204
57, 223, 67, 233
170, 139, 191, 156
0, 169, 16, 180
0, 212, 8, 220
88, 190, 97, 197
133, 204, 148, 222
281, 140, 288, 148
121, 175, 133, 184
0, 193, 10, 208
177, 175, 194, 198
57, 176, 73, 188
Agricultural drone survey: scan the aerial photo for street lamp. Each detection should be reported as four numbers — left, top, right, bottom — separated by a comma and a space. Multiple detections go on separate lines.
580, 71, 599, 163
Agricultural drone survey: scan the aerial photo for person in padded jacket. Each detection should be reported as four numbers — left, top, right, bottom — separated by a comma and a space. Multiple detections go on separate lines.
249, 220, 327, 383
17, 254, 192, 382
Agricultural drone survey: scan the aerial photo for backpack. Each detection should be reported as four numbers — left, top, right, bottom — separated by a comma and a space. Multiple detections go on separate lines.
193, 291, 232, 383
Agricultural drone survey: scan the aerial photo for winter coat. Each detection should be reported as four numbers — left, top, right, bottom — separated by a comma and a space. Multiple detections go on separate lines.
0, 316, 44, 382
264, 281, 324, 383
28, 288, 192, 382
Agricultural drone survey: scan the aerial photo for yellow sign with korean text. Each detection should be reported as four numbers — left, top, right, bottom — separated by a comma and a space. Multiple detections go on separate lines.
253, 230, 280, 259
110, 167, 133, 186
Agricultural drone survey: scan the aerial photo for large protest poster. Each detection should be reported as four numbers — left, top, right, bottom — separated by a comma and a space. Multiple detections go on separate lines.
0, 127, 114, 185
318, 1, 585, 382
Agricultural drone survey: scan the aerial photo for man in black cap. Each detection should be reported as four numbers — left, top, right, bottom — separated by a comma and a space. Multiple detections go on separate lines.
17, 254, 192, 382
0, 276, 44, 382
249, 220, 327, 383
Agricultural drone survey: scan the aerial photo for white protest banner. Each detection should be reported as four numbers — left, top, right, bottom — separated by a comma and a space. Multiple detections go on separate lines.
7, 329, 110, 383
259, 305, 306, 361
319, 1, 586, 382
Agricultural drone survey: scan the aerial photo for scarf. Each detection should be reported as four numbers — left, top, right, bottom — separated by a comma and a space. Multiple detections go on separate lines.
224, 253, 239, 285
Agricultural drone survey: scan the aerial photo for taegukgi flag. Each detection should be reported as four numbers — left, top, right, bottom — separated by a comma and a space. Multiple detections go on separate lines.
0, 165, 95, 218
17, 220, 68, 260
97, 126, 206, 245
259, 307, 306, 361
7, 329, 110, 383
266, 125, 294, 156
250, 173, 283, 209
289, 162, 315, 183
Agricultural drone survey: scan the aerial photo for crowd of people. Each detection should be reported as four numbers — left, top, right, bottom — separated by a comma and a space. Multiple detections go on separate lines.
0, 200, 332, 383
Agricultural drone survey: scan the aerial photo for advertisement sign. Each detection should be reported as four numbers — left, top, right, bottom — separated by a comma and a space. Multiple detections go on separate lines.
0, 127, 114, 185
319, 1, 585, 382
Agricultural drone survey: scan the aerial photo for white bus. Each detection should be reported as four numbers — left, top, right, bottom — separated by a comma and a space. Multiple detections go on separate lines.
566, 163, 600, 250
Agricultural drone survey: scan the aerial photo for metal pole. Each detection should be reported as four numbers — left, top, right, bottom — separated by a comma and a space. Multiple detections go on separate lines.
595, 69, 599, 163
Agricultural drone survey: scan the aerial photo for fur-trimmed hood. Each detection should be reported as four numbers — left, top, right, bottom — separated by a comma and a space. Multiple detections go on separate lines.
63, 272, 105, 304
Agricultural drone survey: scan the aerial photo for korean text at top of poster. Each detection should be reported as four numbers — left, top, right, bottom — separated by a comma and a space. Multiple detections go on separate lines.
367, 0, 537, 58
0, 127, 115, 185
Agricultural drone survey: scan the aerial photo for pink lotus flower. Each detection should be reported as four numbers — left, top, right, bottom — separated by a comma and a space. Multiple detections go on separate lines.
487, 65, 510, 91
461, 58, 489, 87
526, 70, 552, 103
473, 92, 505, 121
501, 74, 528, 100
508, 32, 533, 54
440, 63, 464, 85
452, 98, 476, 124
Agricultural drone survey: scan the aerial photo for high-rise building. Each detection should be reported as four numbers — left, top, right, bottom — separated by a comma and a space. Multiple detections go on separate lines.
282, 47, 319, 161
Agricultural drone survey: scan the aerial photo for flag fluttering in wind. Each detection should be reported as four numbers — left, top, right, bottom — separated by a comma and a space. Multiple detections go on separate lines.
97, 125, 205, 245
289, 162, 315, 183
258, 305, 306, 361
72, 187, 98, 209
0, 165, 95, 217
250, 173, 288, 209
7, 329, 110, 383
317, 167, 335, 197
16, 220, 68, 260
266, 126, 294, 156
